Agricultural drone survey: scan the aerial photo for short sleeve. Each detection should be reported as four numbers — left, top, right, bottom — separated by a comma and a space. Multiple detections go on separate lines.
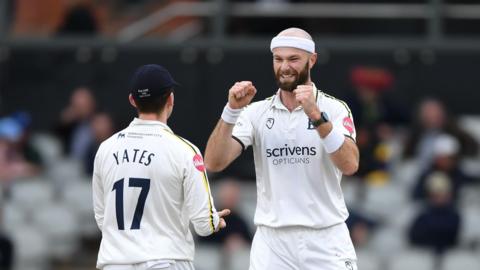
182, 144, 219, 236
92, 147, 105, 230
232, 108, 254, 150
331, 102, 357, 141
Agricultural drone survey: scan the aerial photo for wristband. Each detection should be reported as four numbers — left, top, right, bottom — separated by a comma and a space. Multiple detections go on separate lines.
221, 104, 242, 124
323, 126, 345, 153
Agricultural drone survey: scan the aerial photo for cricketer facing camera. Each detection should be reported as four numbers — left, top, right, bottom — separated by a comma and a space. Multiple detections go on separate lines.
205, 28, 359, 270
92, 64, 229, 270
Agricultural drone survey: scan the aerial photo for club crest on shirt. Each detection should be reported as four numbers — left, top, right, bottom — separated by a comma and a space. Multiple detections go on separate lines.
266, 118, 275, 129
343, 117, 355, 135
193, 154, 205, 172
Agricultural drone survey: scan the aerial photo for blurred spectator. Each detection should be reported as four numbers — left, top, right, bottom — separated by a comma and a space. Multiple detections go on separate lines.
0, 233, 13, 270
55, 87, 96, 161
84, 112, 116, 174
0, 112, 43, 181
57, 3, 98, 35
10, 112, 43, 168
403, 98, 478, 172
346, 66, 407, 181
348, 66, 407, 128
0, 207, 13, 270
346, 209, 377, 248
409, 171, 461, 254
412, 134, 474, 203
201, 179, 252, 252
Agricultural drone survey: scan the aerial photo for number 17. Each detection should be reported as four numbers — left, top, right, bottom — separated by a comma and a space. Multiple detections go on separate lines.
112, 178, 150, 230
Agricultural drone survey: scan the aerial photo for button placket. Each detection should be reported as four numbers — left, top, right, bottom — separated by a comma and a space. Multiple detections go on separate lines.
286, 111, 298, 141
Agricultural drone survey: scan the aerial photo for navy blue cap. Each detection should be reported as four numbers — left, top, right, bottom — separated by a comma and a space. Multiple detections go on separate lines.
130, 64, 178, 99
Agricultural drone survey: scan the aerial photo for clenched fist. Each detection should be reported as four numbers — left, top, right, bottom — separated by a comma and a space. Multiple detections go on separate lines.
293, 85, 320, 120
228, 81, 257, 109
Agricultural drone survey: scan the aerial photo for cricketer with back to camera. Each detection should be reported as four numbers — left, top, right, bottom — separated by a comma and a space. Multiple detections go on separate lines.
92, 64, 230, 270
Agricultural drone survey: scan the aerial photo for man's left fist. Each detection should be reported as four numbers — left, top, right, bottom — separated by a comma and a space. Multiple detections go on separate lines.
293, 85, 320, 120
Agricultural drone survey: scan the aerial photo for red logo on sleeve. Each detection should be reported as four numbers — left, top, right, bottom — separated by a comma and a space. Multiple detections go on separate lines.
343, 117, 355, 135
193, 154, 205, 172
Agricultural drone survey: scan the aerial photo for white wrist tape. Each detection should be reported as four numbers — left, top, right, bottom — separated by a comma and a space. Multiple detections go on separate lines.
221, 104, 242, 124
323, 126, 345, 154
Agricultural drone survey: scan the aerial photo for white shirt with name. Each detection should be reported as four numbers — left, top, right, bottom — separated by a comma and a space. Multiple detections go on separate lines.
93, 118, 219, 269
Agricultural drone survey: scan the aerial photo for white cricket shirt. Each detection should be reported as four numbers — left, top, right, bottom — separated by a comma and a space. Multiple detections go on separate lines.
93, 118, 219, 269
232, 84, 356, 229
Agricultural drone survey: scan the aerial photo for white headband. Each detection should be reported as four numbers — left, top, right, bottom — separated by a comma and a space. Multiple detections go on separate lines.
270, 36, 315, 53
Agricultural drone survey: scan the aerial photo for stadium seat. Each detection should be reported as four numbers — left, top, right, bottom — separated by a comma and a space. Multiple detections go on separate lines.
388, 201, 422, 230
30, 133, 63, 166
240, 181, 257, 202
361, 182, 408, 220
391, 160, 422, 190
61, 180, 98, 237
229, 247, 250, 270
356, 249, 382, 270
237, 181, 257, 232
368, 227, 408, 259
458, 184, 480, 209
341, 176, 361, 206
10, 179, 55, 213
459, 158, 480, 179
238, 198, 257, 233
459, 115, 480, 143
389, 248, 436, 270
47, 158, 85, 190
459, 206, 480, 247
194, 245, 222, 270
458, 115, 480, 177
31, 203, 80, 259
2, 202, 27, 234
11, 225, 49, 270
442, 250, 480, 270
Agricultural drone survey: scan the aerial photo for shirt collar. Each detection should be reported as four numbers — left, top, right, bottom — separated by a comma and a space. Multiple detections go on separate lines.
271, 83, 319, 111
129, 117, 172, 133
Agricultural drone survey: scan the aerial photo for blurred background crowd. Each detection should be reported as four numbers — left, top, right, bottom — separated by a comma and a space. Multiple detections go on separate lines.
1, 0, 480, 270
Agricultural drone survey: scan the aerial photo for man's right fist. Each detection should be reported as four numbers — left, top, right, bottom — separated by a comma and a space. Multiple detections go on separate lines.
228, 81, 257, 109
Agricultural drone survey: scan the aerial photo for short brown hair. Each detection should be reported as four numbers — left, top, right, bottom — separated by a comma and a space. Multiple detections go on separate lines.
134, 90, 172, 114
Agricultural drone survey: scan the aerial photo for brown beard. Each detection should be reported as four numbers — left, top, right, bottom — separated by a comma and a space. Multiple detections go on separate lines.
275, 61, 310, 92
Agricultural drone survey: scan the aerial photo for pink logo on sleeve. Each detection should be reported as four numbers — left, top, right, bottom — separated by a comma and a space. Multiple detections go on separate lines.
343, 117, 355, 135
193, 154, 205, 171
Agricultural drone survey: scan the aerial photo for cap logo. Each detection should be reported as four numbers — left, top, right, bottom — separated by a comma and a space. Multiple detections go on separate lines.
137, 88, 151, 98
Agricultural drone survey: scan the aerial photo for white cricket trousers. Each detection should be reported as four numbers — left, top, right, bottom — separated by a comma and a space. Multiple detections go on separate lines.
249, 223, 357, 270
103, 261, 194, 270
